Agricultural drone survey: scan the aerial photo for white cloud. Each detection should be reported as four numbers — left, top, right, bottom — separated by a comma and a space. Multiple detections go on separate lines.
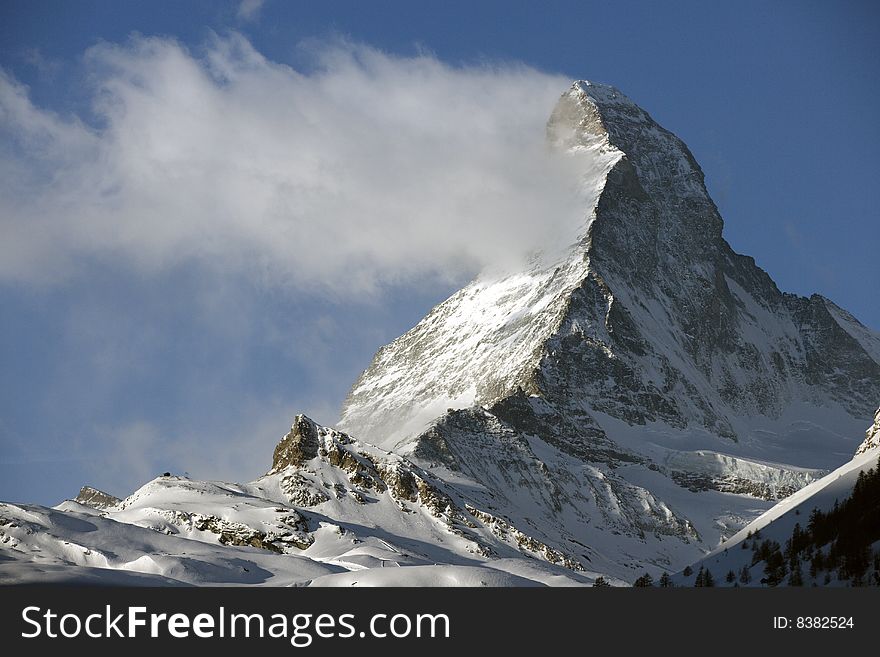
237, 0, 265, 23
0, 34, 585, 296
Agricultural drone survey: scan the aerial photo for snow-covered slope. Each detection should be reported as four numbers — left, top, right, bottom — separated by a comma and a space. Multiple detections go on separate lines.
672, 415, 880, 587
339, 97, 623, 447
0, 499, 341, 586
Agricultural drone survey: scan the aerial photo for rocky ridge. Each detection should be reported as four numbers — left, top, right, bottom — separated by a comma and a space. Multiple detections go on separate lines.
856, 406, 880, 455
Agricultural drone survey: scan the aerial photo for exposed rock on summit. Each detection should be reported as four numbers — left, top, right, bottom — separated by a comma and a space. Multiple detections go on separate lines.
74, 486, 121, 511
271, 414, 321, 470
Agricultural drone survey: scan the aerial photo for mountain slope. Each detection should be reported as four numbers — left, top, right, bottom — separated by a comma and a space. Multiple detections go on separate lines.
673, 408, 880, 587
1, 415, 609, 586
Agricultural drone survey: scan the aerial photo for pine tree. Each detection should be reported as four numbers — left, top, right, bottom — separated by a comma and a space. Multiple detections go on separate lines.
593, 576, 611, 587
634, 573, 654, 587
658, 572, 672, 588
788, 563, 804, 586
703, 568, 715, 587
739, 565, 752, 584
763, 544, 787, 586
854, 470, 867, 497
725, 570, 736, 583
791, 523, 804, 553
682, 565, 693, 577
694, 566, 716, 587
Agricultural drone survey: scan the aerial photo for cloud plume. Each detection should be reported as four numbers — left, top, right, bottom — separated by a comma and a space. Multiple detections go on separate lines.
0, 34, 581, 296
237, 0, 265, 23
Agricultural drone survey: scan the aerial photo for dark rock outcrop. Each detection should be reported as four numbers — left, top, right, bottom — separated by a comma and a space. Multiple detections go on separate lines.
74, 486, 121, 511
271, 414, 320, 471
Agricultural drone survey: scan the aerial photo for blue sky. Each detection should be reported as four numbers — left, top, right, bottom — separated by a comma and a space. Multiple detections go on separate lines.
1, 0, 878, 505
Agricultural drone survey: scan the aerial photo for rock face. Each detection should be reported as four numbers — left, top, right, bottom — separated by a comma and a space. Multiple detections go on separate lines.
263, 416, 591, 572
73, 486, 121, 511
338, 81, 880, 574
856, 406, 880, 455
272, 415, 321, 470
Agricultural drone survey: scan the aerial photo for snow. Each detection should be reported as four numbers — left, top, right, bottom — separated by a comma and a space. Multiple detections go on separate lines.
307, 565, 546, 587
709, 447, 880, 556
824, 299, 880, 364
0, 562, 191, 586
0, 500, 342, 586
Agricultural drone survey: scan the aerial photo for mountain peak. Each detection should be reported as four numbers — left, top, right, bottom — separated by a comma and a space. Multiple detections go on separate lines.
271, 414, 321, 471
5, 79, 879, 588
570, 80, 639, 113
341, 79, 880, 455
549, 80, 710, 208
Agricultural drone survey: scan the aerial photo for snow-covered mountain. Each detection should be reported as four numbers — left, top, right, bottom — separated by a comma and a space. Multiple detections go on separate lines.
338, 81, 880, 576
2, 81, 878, 586
341, 81, 879, 456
